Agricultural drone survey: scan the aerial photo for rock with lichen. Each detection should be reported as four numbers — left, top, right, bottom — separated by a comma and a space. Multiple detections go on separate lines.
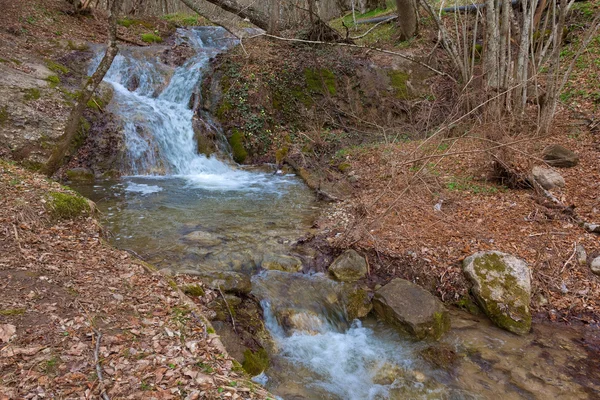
328, 249, 367, 282
462, 251, 531, 335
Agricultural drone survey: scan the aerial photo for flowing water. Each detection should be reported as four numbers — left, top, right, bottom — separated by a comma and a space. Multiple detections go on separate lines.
75, 27, 600, 400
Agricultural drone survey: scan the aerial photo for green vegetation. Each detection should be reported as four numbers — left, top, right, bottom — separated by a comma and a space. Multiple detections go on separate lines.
46, 191, 90, 219
446, 176, 501, 194
387, 70, 410, 98
46, 75, 60, 87
141, 33, 163, 43
0, 308, 26, 316
117, 18, 135, 28
229, 129, 248, 164
24, 88, 41, 101
304, 68, 336, 95
162, 13, 211, 26
46, 60, 69, 75
242, 348, 269, 376
182, 284, 205, 297
42, 356, 61, 374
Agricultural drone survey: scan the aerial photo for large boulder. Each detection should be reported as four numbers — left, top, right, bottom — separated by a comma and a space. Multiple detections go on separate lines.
462, 251, 531, 335
542, 144, 579, 168
328, 250, 368, 282
531, 166, 565, 190
373, 278, 450, 340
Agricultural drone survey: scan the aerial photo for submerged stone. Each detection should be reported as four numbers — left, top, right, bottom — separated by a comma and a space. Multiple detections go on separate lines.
261, 254, 302, 273
328, 249, 367, 282
186, 270, 251, 295
182, 230, 222, 247
373, 278, 450, 340
462, 251, 531, 335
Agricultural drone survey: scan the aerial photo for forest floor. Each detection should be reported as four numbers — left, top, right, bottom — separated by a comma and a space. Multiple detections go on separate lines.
0, 163, 269, 399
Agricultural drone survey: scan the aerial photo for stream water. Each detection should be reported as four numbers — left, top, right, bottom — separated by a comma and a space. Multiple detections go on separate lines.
74, 27, 599, 400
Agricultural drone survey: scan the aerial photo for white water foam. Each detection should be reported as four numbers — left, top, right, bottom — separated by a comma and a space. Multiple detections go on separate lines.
124, 182, 163, 195
90, 27, 267, 191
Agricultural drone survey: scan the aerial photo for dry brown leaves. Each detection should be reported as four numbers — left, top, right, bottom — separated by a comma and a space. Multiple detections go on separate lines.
0, 161, 268, 399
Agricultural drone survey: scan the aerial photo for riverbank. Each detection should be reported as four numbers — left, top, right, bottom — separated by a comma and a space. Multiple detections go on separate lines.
0, 160, 269, 399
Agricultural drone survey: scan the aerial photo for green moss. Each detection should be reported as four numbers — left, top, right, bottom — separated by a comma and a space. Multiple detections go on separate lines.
0, 106, 8, 125
182, 284, 205, 297
47, 191, 90, 219
229, 129, 248, 164
117, 18, 135, 28
242, 348, 269, 376
0, 308, 26, 316
304, 68, 336, 95
275, 147, 288, 164
206, 326, 215, 334
215, 100, 232, 120
46, 60, 69, 75
162, 13, 210, 26
141, 33, 162, 43
24, 88, 41, 101
431, 311, 451, 340
387, 70, 410, 99
67, 40, 89, 51
338, 162, 351, 173
455, 296, 481, 315
46, 75, 60, 87
231, 359, 244, 373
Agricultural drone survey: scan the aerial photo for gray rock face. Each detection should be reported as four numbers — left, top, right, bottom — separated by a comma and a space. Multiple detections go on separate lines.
182, 231, 222, 247
576, 244, 587, 266
373, 278, 450, 340
532, 166, 565, 190
591, 257, 600, 276
463, 251, 531, 335
328, 250, 368, 282
543, 144, 579, 168
66, 167, 95, 182
261, 254, 302, 273
584, 223, 600, 234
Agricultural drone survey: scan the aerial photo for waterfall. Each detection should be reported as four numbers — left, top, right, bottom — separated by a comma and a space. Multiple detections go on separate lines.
90, 27, 257, 190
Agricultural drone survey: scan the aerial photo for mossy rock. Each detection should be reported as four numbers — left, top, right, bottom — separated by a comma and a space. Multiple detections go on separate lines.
182, 284, 205, 297
228, 129, 248, 164
462, 251, 531, 335
141, 33, 163, 43
65, 168, 94, 183
329, 249, 367, 282
261, 254, 302, 273
387, 70, 410, 99
344, 287, 372, 320
242, 348, 269, 376
46, 191, 90, 219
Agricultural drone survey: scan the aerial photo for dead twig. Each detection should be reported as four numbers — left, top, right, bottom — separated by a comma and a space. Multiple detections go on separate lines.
217, 286, 236, 333
92, 328, 111, 400
12, 224, 23, 257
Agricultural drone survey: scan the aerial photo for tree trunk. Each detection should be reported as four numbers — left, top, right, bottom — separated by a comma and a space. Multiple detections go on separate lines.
188, 0, 270, 31
396, 0, 418, 40
177, 0, 248, 37
42, 0, 122, 177
268, 0, 279, 34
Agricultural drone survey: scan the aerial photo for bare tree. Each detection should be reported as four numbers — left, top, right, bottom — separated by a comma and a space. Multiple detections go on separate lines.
42, 0, 122, 177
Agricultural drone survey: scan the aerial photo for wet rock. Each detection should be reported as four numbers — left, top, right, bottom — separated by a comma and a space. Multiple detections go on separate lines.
161, 42, 195, 67
277, 308, 326, 335
542, 144, 579, 168
182, 231, 222, 247
531, 166, 564, 190
591, 257, 600, 276
328, 250, 367, 282
344, 287, 372, 320
261, 254, 302, 273
576, 244, 587, 266
373, 278, 450, 340
189, 270, 252, 294
462, 251, 531, 335
65, 167, 95, 182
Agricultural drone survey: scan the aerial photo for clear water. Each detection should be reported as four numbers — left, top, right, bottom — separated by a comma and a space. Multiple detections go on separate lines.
79, 27, 599, 400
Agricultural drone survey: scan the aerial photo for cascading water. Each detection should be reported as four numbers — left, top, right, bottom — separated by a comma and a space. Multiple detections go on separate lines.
91, 27, 257, 189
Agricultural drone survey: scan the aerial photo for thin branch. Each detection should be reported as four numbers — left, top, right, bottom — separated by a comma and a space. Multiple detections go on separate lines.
93, 329, 111, 400
217, 285, 236, 333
